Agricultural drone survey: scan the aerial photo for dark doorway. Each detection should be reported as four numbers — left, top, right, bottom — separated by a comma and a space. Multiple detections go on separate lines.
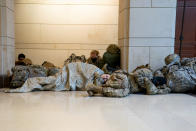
175, 0, 196, 57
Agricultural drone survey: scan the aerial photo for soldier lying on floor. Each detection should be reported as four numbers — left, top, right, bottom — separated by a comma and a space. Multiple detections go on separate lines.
1, 62, 104, 93
161, 54, 196, 93
86, 70, 130, 97
86, 63, 172, 97
129, 54, 196, 94
129, 64, 171, 95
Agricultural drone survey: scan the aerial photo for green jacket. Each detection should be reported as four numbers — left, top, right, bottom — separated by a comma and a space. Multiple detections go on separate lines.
103, 52, 120, 68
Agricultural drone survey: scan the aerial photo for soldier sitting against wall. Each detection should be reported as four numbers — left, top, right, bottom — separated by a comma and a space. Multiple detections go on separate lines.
15, 53, 32, 66
87, 50, 104, 69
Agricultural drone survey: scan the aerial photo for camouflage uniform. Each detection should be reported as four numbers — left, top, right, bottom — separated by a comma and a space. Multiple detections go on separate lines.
132, 65, 153, 89
181, 57, 196, 72
130, 65, 171, 95
128, 73, 140, 93
42, 61, 60, 76
157, 54, 196, 93
166, 65, 196, 93
3, 62, 104, 93
10, 65, 48, 88
47, 68, 60, 76
87, 56, 104, 69
42, 61, 55, 68
15, 58, 32, 66
23, 58, 33, 65
156, 54, 196, 93
144, 78, 171, 95
87, 70, 130, 97
64, 53, 86, 65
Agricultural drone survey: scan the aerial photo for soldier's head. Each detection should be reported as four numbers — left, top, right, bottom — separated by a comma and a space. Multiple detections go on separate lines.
90, 50, 99, 59
18, 53, 26, 61
101, 74, 111, 82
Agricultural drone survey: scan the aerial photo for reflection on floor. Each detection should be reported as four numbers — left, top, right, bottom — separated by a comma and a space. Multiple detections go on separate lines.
0, 91, 196, 131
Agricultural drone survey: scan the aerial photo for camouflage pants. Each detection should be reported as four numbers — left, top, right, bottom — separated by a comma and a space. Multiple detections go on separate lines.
144, 78, 171, 95
87, 70, 130, 97
87, 84, 130, 97
166, 66, 196, 93
102, 87, 130, 97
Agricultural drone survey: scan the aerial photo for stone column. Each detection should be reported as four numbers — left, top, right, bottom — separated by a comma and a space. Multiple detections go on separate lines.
119, 0, 177, 72
0, 0, 15, 87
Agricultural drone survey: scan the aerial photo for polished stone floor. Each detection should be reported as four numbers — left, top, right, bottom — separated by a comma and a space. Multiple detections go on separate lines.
0, 91, 196, 131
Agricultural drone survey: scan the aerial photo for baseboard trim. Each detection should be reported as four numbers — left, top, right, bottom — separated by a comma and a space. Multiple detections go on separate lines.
0, 75, 10, 88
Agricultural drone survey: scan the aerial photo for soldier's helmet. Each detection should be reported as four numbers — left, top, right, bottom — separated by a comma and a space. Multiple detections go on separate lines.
165, 54, 180, 65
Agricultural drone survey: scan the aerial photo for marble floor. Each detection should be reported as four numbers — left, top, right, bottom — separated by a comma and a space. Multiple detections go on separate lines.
0, 91, 196, 131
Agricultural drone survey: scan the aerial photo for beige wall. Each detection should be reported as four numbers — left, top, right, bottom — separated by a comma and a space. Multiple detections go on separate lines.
119, 0, 177, 72
15, 0, 119, 67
